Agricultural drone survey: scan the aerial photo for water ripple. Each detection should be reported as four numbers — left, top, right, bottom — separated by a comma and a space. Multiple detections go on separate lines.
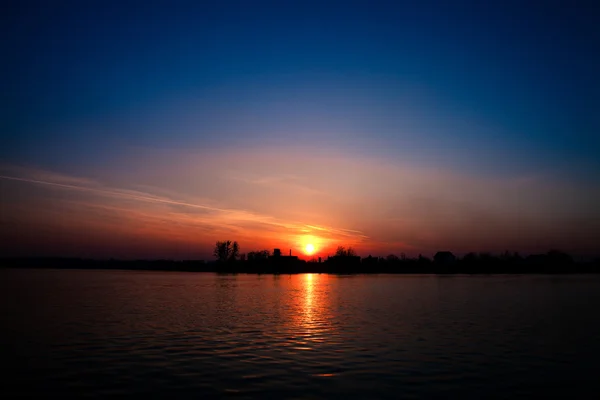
1, 270, 600, 398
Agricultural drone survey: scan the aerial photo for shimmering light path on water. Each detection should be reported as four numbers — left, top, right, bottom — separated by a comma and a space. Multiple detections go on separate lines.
2, 270, 599, 398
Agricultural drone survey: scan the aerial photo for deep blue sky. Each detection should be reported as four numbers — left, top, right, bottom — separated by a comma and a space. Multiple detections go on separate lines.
4, 0, 599, 172
1, 0, 600, 258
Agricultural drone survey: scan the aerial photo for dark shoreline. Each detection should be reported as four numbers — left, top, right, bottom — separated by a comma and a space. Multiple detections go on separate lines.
2, 257, 599, 274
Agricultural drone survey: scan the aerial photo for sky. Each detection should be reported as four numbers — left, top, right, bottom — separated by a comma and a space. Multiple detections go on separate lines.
1, 0, 599, 260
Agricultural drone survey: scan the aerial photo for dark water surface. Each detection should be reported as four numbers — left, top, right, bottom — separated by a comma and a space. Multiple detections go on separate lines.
1, 270, 599, 398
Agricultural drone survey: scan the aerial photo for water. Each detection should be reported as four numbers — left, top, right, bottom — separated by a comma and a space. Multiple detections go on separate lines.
1, 270, 599, 398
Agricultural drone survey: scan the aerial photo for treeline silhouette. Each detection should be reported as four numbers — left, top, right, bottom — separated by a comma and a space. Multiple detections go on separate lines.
2, 243, 599, 274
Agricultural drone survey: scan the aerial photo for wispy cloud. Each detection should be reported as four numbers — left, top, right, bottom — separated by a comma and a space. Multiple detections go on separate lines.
229, 173, 327, 197
0, 165, 369, 255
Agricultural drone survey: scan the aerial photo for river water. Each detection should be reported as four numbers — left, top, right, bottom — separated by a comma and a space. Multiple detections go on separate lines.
1, 270, 599, 398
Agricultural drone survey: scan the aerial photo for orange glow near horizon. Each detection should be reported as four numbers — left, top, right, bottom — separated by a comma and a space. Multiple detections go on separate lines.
3, 156, 598, 260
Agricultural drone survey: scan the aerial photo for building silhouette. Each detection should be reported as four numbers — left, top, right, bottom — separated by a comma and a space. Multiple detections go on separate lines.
269, 248, 298, 261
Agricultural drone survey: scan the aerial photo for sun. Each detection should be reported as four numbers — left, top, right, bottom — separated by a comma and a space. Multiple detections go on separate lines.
305, 243, 315, 255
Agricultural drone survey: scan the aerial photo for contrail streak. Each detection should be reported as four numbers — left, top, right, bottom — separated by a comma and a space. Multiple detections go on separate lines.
0, 175, 224, 212
0, 174, 368, 239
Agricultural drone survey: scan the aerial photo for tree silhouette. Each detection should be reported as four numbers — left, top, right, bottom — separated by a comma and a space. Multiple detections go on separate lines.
335, 246, 357, 257
247, 249, 270, 261
213, 240, 239, 263
231, 241, 239, 261
386, 254, 400, 262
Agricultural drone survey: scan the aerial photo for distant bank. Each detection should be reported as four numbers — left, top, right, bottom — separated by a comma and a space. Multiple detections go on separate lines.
1, 256, 599, 274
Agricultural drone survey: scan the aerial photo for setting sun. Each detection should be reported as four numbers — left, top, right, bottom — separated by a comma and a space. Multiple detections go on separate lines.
305, 243, 315, 255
